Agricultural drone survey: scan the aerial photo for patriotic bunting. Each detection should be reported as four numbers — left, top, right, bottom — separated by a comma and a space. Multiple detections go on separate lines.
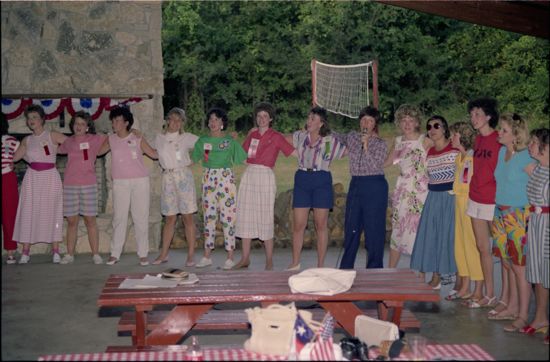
1, 97, 145, 121
32, 98, 68, 120
1, 98, 32, 119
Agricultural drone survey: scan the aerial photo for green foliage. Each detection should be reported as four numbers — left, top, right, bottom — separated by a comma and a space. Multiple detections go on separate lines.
162, 1, 549, 133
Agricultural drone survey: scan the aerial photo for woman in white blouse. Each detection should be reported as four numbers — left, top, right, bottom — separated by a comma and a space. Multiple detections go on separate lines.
151, 107, 199, 266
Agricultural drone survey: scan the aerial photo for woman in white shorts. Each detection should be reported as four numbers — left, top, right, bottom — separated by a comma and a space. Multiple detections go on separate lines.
465, 98, 501, 309
151, 107, 199, 266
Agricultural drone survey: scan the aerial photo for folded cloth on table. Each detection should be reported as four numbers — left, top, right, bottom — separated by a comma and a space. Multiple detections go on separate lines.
119, 275, 180, 289
288, 268, 356, 296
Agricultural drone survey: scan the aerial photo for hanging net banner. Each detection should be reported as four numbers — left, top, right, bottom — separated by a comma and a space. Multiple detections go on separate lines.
311, 59, 378, 119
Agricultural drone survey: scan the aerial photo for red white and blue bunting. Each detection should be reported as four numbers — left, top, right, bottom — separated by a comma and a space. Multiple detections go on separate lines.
1, 97, 145, 121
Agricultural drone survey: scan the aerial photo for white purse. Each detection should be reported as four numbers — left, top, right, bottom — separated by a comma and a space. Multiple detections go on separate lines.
244, 303, 298, 355
354, 315, 399, 347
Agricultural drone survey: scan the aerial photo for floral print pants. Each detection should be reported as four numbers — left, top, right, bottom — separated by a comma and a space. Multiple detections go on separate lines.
202, 168, 237, 251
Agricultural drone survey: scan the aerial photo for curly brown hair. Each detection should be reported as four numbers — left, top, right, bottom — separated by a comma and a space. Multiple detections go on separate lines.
450, 121, 476, 150
394, 104, 422, 133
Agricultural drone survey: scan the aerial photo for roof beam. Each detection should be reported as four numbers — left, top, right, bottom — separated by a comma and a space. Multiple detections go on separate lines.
377, 1, 550, 39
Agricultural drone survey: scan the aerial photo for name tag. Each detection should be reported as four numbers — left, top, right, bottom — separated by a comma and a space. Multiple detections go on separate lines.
203, 143, 212, 162
41, 141, 50, 156
248, 138, 260, 158
175, 150, 182, 161
131, 151, 138, 159
79, 142, 90, 150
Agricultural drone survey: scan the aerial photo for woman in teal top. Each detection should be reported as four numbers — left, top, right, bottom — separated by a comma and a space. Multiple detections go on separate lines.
192, 108, 247, 270
490, 113, 535, 333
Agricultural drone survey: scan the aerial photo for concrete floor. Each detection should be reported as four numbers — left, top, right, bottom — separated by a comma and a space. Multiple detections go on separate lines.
2, 246, 549, 361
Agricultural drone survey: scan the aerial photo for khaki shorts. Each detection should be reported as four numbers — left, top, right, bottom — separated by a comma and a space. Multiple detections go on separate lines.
467, 198, 495, 221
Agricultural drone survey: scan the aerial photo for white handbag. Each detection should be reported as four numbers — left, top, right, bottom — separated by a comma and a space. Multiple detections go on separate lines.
244, 303, 298, 355
354, 315, 399, 347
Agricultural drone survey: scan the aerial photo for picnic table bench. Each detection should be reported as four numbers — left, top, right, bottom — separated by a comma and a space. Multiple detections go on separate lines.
97, 268, 439, 346
118, 307, 421, 344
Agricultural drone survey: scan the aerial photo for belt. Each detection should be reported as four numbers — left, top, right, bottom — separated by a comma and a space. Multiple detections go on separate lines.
529, 205, 550, 214
162, 167, 186, 173
29, 162, 55, 171
299, 167, 322, 172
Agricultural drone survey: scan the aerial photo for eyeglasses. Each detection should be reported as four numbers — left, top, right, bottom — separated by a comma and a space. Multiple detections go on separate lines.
427, 123, 442, 131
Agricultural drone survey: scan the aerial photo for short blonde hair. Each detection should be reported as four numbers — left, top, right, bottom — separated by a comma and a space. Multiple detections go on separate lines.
394, 104, 422, 133
500, 113, 529, 151
164, 107, 187, 134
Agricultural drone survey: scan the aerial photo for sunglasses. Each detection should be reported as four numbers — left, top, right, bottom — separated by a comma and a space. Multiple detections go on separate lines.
427, 123, 442, 131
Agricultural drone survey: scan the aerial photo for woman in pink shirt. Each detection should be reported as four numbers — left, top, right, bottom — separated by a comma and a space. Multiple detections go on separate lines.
99, 106, 157, 266
57, 111, 107, 264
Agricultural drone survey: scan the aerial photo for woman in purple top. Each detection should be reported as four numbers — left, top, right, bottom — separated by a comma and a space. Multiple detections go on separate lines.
337, 106, 388, 269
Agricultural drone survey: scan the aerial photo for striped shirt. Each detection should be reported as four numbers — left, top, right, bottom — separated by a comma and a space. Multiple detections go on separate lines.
2, 135, 20, 174
527, 164, 549, 207
426, 142, 459, 191
293, 130, 346, 171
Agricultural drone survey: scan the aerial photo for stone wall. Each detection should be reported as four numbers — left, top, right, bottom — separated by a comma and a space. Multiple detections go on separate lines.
1, 1, 164, 256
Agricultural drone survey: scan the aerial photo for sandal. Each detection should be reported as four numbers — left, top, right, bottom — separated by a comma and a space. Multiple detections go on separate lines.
488, 300, 508, 316
488, 312, 518, 321
6, 255, 17, 265
467, 296, 497, 309
504, 318, 528, 333
445, 292, 462, 301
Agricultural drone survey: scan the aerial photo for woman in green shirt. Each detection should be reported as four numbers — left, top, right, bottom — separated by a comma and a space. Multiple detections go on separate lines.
192, 108, 247, 269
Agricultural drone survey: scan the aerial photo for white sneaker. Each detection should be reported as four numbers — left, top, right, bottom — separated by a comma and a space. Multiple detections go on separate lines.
92, 254, 103, 264
59, 255, 74, 264
196, 257, 212, 268
222, 259, 235, 270
52, 253, 61, 264
19, 255, 30, 264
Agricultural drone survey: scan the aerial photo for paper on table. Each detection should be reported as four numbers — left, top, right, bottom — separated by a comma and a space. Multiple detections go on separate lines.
119, 275, 180, 289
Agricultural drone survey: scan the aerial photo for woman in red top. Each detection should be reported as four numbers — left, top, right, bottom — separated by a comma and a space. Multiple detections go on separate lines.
465, 98, 501, 309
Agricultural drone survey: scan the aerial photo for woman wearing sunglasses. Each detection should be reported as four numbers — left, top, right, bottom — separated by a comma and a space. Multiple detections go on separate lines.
410, 116, 460, 289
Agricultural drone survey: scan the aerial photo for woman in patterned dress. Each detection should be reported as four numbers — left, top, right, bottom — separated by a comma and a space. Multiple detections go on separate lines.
12, 104, 67, 264
410, 116, 459, 289
523, 128, 549, 342
385, 104, 431, 268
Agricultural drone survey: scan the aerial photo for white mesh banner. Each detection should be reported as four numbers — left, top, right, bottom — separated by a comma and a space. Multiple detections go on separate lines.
313, 60, 373, 118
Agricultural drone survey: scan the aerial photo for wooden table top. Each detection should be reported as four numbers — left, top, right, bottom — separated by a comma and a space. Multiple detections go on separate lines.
98, 268, 440, 307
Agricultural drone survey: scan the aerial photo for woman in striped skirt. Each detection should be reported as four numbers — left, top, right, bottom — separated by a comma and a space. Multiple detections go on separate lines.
13, 104, 67, 264
524, 128, 549, 343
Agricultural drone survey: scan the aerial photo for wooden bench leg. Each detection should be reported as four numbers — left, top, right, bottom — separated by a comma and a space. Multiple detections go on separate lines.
377, 301, 404, 327
135, 305, 153, 346
145, 304, 213, 346
319, 301, 364, 336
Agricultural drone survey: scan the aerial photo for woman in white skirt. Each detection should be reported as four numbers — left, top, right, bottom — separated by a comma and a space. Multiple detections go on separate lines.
233, 103, 294, 270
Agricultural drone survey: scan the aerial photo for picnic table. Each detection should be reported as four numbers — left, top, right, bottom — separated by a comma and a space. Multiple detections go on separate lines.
97, 268, 439, 346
